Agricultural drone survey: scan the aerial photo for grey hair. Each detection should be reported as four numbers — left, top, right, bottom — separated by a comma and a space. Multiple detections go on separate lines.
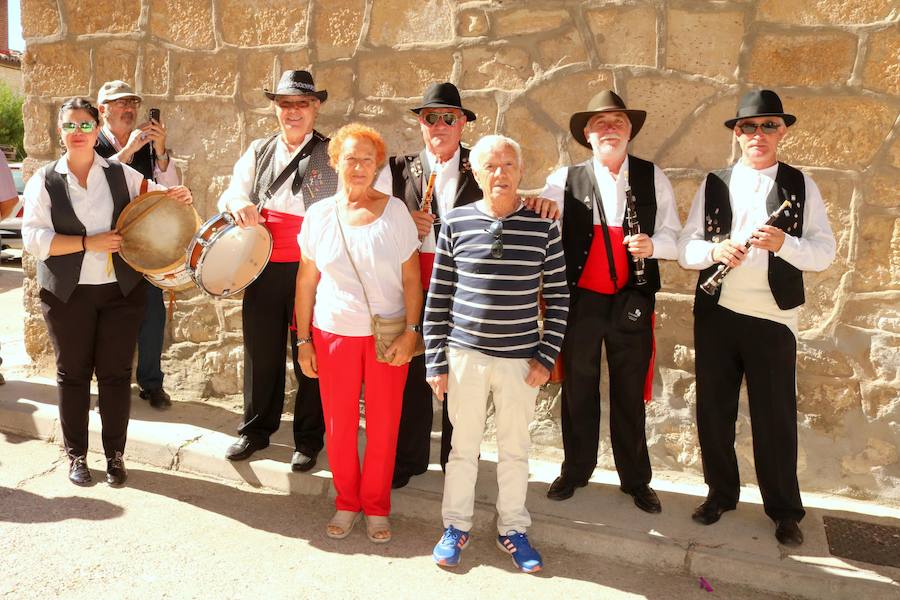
469, 135, 524, 172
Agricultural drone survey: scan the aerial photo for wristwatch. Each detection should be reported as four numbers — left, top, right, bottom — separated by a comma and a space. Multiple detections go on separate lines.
297, 335, 313, 346
407, 324, 422, 333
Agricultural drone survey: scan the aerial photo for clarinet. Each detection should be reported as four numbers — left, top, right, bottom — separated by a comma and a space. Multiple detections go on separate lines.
623, 172, 647, 287
700, 198, 792, 295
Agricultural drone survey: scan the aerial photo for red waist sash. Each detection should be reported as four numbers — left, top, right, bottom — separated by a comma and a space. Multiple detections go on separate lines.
577, 225, 631, 294
261, 208, 303, 263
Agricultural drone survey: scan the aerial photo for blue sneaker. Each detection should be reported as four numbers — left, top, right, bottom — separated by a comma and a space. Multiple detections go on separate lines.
497, 531, 543, 573
432, 525, 470, 567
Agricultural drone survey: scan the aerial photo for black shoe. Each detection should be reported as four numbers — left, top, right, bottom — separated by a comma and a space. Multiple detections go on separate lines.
391, 472, 412, 490
775, 519, 804, 546
290, 450, 317, 472
225, 435, 268, 461
622, 484, 662, 513
546, 476, 588, 501
106, 452, 128, 486
139, 387, 172, 410
68, 456, 92, 486
691, 497, 737, 525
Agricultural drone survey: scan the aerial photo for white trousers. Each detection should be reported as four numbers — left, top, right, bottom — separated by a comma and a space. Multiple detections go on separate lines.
441, 346, 538, 535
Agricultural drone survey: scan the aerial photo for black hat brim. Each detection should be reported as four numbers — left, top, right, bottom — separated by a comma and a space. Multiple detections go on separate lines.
724, 112, 796, 129
569, 109, 647, 148
264, 89, 328, 103
410, 104, 477, 122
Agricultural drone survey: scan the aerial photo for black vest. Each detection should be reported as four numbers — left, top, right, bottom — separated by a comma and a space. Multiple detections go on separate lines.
250, 130, 338, 209
387, 146, 481, 215
95, 129, 154, 180
693, 161, 806, 316
38, 160, 143, 302
561, 155, 660, 293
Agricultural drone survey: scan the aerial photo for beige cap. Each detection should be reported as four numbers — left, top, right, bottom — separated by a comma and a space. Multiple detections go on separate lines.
97, 80, 142, 104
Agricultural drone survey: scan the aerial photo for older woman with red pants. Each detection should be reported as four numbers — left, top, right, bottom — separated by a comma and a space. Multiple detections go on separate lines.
296, 123, 422, 543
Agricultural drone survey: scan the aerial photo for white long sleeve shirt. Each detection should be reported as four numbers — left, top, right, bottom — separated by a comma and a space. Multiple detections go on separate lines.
22, 153, 167, 285
677, 161, 836, 336
540, 156, 682, 260
100, 125, 180, 187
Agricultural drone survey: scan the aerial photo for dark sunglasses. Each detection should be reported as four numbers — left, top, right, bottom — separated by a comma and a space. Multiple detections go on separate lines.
422, 112, 459, 127
737, 121, 781, 135
61, 121, 97, 134
487, 220, 503, 258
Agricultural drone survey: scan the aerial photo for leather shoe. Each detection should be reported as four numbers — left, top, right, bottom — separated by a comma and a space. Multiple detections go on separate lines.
546, 476, 588, 501
225, 435, 268, 461
106, 452, 128, 486
775, 519, 804, 546
68, 456, 92, 486
139, 387, 172, 410
691, 497, 737, 525
622, 484, 662, 513
290, 450, 317, 472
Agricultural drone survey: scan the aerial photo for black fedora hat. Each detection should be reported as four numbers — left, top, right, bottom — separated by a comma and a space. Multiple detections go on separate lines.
569, 90, 647, 148
264, 70, 328, 102
411, 82, 476, 122
724, 89, 795, 129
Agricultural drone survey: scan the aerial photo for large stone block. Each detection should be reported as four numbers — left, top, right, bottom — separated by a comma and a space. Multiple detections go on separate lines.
746, 32, 857, 87
667, 172, 704, 224
163, 101, 242, 166
798, 378, 862, 433
756, 0, 895, 25
666, 8, 744, 79
65, 0, 140, 34
368, 0, 453, 46
862, 28, 900, 96
21, 0, 59, 38
149, 0, 215, 50
536, 27, 588, 72
278, 50, 312, 74
243, 112, 279, 148
864, 167, 900, 208
860, 381, 899, 421
239, 52, 277, 109
220, 0, 309, 47
358, 51, 453, 98
853, 213, 899, 292
586, 4, 657, 67
173, 53, 237, 96
625, 77, 718, 160
658, 94, 738, 171
500, 104, 558, 190
461, 46, 533, 91
842, 438, 899, 475
492, 7, 570, 37
142, 46, 169, 95
527, 70, 615, 134
22, 99, 53, 157
93, 41, 138, 88
869, 333, 899, 382
797, 343, 854, 378
24, 44, 91, 97
778, 95, 895, 170
311, 0, 364, 61
458, 94, 498, 148
316, 64, 355, 118
458, 9, 489, 38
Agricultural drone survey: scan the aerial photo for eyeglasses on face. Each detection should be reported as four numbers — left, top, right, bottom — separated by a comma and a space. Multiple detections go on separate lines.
108, 98, 142, 109
421, 112, 459, 127
737, 121, 781, 135
61, 121, 97, 134
277, 99, 315, 110
487, 220, 503, 258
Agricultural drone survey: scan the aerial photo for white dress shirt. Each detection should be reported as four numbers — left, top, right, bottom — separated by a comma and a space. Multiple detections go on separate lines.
218, 133, 314, 216
540, 156, 682, 260
677, 161, 836, 336
22, 153, 168, 285
100, 125, 180, 187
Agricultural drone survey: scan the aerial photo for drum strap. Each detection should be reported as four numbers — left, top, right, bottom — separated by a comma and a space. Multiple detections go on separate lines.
259, 135, 321, 211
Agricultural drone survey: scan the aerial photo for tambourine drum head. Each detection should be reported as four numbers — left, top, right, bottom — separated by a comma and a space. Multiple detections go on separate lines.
118, 191, 201, 274
197, 224, 271, 296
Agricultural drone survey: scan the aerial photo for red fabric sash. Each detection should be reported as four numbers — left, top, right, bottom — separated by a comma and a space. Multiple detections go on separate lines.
577, 225, 631, 294
261, 208, 303, 263
419, 252, 436, 290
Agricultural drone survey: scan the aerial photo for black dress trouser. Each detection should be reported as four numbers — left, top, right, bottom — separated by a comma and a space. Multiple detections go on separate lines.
40, 282, 147, 459
559, 289, 653, 491
239, 261, 324, 454
694, 305, 805, 522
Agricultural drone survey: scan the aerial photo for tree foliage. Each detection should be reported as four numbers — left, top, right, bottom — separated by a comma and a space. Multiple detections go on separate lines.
0, 82, 25, 160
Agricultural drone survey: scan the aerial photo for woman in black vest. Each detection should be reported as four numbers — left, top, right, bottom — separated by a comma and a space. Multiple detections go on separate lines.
21, 97, 193, 487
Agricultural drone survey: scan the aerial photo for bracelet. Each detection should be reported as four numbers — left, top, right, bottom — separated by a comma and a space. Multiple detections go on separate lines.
297, 336, 313, 346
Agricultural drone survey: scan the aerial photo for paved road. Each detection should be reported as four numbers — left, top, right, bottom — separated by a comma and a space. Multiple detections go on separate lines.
0, 435, 781, 600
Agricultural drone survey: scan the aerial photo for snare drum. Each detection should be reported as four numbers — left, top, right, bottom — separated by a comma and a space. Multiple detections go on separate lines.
186, 212, 273, 297
116, 191, 202, 291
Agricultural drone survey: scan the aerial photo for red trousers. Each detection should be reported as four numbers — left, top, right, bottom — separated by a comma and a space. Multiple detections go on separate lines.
313, 328, 408, 516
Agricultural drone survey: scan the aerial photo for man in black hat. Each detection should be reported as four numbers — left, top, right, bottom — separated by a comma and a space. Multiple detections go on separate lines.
373, 82, 482, 489
539, 90, 681, 512
217, 70, 338, 467
678, 89, 835, 545
96, 80, 179, 410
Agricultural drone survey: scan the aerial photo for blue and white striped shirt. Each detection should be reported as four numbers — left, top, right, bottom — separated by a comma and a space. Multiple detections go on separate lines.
424, 202, 569, 376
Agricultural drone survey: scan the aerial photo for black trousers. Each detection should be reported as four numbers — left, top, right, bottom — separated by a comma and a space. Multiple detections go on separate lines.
695, 305, 804, 522
559, 289, 653, 490
40, 282, 147, 459
240, 261, 324, 453
136, 283, 166, 391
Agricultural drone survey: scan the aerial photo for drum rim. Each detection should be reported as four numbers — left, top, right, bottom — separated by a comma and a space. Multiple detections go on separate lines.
187, 215, 273, 298
117, 191, 203, 275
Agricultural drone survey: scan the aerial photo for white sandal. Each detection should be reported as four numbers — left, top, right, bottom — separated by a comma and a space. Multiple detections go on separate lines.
366, 515, 392, 544
326, 510, 360, 539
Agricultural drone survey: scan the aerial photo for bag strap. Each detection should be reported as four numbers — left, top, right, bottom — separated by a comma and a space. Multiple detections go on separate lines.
258, 134, 320, 211
588, 168, 619, 291
334, 201, 376, 321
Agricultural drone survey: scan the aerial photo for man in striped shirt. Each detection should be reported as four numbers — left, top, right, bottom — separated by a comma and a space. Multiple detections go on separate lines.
425, 135, 569, 573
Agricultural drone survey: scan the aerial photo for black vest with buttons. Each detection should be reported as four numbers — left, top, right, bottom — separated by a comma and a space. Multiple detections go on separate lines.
387, 146, 481, 216
37, 160, 143, 302
561, 155, 660, 294
693, 161, 806, 316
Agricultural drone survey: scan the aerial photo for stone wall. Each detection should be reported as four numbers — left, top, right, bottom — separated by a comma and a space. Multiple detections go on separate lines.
19, 1, 899, 503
